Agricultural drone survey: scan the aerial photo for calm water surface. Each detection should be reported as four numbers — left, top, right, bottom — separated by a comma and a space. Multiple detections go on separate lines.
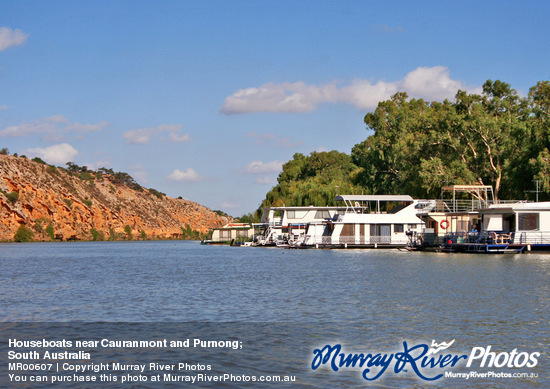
1, 241, 548, 387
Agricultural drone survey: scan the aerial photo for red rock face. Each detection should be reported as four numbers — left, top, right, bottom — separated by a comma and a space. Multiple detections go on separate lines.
0, 155, 231, 241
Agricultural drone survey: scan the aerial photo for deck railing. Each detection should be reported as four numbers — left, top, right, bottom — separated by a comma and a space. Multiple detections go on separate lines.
302, 235, 410, 246
443, 231, 550, 245
415, 199, 525, 214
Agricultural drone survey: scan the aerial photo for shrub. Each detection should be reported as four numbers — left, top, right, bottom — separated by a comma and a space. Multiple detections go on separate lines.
47, 165, 58, 175
5, 191, 19, 203
35, 220, 44, 233
124, 225, 133, 240
46, 223, 55, 240
149, 188, 165, 199
14, 225, 34, 242
90, 228, 105, 241
32, 157, 46, 164
181, 224, 200, 240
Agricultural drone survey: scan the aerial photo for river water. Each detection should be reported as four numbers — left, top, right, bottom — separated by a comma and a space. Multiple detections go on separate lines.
0, 241, 548, 388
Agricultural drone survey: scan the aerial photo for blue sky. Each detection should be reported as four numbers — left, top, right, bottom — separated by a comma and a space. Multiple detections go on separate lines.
1, 1, 549, 216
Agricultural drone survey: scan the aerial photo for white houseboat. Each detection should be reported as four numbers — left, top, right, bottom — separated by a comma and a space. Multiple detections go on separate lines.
255, 205, 343, 246
292, 195, 428, 248
442, 201, 550, 252
203, 223, 254, 245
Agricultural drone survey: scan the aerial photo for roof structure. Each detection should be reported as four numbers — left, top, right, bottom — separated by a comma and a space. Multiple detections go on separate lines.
335, 195, 414, 202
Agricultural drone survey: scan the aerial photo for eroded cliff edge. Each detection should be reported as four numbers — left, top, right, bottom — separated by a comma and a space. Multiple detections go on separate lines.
0, 155, 231, 241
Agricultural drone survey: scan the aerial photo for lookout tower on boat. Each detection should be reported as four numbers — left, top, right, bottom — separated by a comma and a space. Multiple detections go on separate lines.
440, 185, 495, 212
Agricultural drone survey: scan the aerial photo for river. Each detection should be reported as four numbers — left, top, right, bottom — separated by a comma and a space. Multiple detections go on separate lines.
1, 241, 548, 387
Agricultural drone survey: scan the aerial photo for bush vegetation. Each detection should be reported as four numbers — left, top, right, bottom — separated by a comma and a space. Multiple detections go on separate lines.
14, 225, 34, 242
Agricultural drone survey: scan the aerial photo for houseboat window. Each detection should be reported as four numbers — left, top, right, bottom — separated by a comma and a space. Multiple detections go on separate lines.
394, 224, 404, 233
314, 210, 331, 219
237, 230, 247, 238
341, 224, 355, 236
220, 230, 231, 240
457, 219, 468, 232
408, 224, 417, 230
518, 213, 539, 230
286, 210, 307, 219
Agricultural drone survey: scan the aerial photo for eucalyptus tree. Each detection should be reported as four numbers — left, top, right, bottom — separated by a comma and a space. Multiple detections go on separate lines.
352, 80, 534, 200
528, 81, 550, 197
261, 151, 362, 208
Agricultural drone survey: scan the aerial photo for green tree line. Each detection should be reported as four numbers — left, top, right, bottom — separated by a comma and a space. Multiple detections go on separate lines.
249, 80, 549, 219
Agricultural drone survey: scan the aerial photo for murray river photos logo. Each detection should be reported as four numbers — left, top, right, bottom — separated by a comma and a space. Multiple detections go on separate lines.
311, 340, 540, 381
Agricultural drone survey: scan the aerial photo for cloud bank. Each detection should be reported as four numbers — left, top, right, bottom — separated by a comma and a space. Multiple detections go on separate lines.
0, 115, 108, 141
0, 27, 28, 52
123, 124, 190, 145
241, 160, 283, 185
221, 66, 481, 114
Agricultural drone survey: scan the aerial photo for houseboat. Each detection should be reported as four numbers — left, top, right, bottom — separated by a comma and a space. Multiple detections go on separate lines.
416, 185, 495, 246
441, 201, 550, 253
290, 195, 429, 248
254, 205, 343, 246
202, 223, 254, 245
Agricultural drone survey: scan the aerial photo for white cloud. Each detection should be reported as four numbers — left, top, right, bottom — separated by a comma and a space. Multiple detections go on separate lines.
221, 81, 337, 114
26, 143, 79, 165
83, 158, 112, 171
167, 168, 202, 182
123, 124, 189, 144
0, 27, 28, 52
221, 66, 481, 114
123, 128, 153, 144
242, 160, 284, 174
168, 131, 190, 143
0, 115, 108, 140
66, 120, 109, 133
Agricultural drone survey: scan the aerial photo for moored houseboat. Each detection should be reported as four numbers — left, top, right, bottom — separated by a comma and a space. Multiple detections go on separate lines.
202, 223, 254, 245
291, 195, 429, 248
254, 205, 343, 246
441, 201, 550, 253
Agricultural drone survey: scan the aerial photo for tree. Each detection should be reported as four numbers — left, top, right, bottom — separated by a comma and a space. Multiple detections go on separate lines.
528, 81, 550, 195
261, 151, 363, 208
352, 81, 534, 200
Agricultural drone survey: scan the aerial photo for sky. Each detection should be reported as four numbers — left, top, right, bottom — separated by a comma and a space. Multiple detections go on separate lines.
1, 1, 549, 216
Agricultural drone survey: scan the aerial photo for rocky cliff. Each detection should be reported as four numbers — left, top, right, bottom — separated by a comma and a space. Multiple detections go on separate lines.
0, 155, 231, 242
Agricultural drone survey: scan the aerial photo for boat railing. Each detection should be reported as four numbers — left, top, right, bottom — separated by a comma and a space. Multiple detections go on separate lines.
515, 231, 550, 245
444, 230, 550, 245
416, 199, 526, 214
302, 234, 409, 246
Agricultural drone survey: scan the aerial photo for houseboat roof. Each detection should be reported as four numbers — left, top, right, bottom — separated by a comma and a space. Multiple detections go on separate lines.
482, 201, 550, 212
335, 195, 414, 202
261, 205, 342, 211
